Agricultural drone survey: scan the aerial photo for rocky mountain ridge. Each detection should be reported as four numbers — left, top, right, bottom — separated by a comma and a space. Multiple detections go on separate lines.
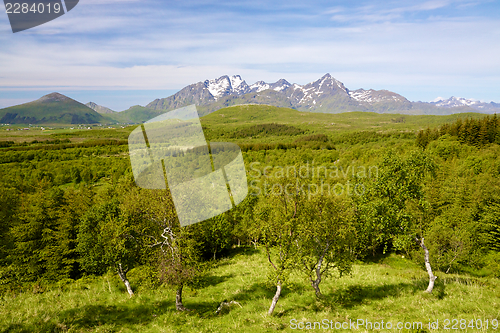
3, 75, 499, 124
431, 96, 500, 112
85, 102, 115, 114
145, 74, 500, 116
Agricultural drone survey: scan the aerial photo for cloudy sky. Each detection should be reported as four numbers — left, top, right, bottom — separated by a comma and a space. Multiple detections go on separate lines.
0, 0, 499, 110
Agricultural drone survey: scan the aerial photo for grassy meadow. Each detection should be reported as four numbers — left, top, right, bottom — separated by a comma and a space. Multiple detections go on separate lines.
1, 106, 499, 332
1, 247, 499, 333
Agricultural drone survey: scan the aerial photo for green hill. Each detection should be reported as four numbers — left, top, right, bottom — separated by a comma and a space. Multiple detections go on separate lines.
107, 105, 163, 123
201, 104, 489, 133
0, 93, 107, 125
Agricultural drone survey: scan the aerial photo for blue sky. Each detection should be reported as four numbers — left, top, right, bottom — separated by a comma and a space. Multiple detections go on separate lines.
1, 0, 499, 110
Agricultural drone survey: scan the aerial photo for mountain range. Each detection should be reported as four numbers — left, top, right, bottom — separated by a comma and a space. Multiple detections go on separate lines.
430, 96, 500, 112
1, 74, 499, 124
145, 73, 500, 116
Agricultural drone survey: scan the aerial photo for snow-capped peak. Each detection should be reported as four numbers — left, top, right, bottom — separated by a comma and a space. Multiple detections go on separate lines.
349, 89, 409, 104
249, 81, 270, 93
308, 73, 348, 95
431, 96, 480, 108
229, 75, 248, 94
204, 75, 250, 100
272, 79, 292, 91
432, 96, 445, 102
249, 79, 291, 93
204, 76, 230, 100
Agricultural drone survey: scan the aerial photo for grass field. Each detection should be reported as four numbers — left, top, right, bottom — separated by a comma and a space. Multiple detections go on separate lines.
201, 105, 487, 133
1, 247, 499, 333
0, 105, 489, 145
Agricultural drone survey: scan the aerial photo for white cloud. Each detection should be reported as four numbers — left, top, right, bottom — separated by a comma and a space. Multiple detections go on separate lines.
0, 1, 499, 104
400, 1, 452, 12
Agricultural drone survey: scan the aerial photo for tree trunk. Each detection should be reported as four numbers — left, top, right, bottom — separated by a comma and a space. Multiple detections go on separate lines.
268, 281, 282, 316
175, 284, 190, 311
311, 254, 325, 298
419, 238, 437, 293
311, 279, 322, 298
116, 263, 134, 297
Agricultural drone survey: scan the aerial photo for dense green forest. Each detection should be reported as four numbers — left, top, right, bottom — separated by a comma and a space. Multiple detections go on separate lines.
0, 106, 499, 332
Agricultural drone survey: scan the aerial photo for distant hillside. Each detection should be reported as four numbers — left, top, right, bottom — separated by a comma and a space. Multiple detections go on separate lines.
0, 93, 107, 124
4, 75, 498, 125
85, 102, 116, 115
105, 105, 161, 123
200, 104, 490, 134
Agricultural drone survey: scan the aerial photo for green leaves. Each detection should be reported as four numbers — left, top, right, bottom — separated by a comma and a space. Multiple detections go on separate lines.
298, 195, 357, 296
256, 165, 359, 298
9, 184, 84, 283
354, 150, 436, 256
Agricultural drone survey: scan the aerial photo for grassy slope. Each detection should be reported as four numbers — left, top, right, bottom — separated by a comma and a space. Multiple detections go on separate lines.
0, 104, 488, 142
0, 99, 109, 125
198, 105, 489, 149
201, 105, 487, 132
0, 126, 136, 144
106, 106, 162, 124
0, 248, 498, 332
0, 105, 488, 169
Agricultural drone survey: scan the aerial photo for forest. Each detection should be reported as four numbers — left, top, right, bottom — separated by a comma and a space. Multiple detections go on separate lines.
0, 105, 499, 332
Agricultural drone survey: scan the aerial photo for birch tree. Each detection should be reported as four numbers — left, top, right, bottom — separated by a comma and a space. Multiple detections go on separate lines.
77, 199, 139, 296
298, 195, 357, 297
121, 188, 203, 311
373, 150, 438, 292
257, 173, 302, 316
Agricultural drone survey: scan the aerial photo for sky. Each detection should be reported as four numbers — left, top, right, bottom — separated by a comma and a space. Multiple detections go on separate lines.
0, 0, 499, 111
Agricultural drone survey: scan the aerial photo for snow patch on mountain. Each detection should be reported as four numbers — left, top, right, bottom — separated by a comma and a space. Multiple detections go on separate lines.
205, 77, 229, 100
350, 90, 374, 103
350, 89, 407, 104
229, 75, 248, 94
203, 75, 250, 100
271, 79, 291, 91
249, 79, 291, 93
431, 96, 480, 108
249, 81, 270, 93
145, 73, 500, 117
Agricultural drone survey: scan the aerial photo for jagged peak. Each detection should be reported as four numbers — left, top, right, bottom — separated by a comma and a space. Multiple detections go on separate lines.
202, 74, 250, 99
274, 78, 291, 85
86, 101, 115, 114
306, 73, 348, 94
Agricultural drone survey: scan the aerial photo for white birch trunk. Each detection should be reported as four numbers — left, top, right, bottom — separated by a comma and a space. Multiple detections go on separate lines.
268, 281, 282, 316
117, 263, 134, 297
419, 238, 437, 293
